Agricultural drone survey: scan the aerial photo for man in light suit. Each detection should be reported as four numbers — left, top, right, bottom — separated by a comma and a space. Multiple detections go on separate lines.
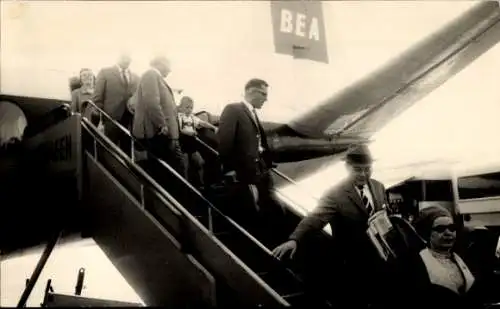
132, 56, 185, 177
93, 54, 139, 155
272, 144, 393, 308
217, 78, 285, 248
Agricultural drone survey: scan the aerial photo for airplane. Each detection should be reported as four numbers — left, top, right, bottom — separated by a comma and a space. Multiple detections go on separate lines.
2, 0, 499, 233
3, 1, 500, 306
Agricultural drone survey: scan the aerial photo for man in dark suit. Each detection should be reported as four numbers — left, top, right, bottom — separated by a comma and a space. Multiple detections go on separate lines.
217, 78, 285, 247
272, 144, 392, 308
132, 56, 186, 178
93, 53, 139, 155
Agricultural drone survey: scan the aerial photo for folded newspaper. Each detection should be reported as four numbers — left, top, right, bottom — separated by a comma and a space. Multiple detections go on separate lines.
367, 207, 395, 261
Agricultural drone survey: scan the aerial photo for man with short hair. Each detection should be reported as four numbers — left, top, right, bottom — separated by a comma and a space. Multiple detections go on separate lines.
132, 56, 186, 177
93, 53, 139, 154
217, 78, 285, 247
272, 144, 392, 308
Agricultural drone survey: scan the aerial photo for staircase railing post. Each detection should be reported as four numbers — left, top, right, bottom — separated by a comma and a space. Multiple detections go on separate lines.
16, 230, 62, 308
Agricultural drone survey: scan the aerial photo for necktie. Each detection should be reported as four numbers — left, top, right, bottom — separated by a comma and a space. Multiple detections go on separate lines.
122, 69, 129, 88
357, 185, 374, 215
252, 108, 264, 153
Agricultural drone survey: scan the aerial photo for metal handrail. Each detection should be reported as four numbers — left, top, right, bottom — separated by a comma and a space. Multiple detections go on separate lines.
194, 132, 302, 188
81, 102, 313, 291
193, 135, 315, 215
190, 137, 327, 292
82, 118, 189, 220
84, 98, 324, 243
84, 101, 252, 233
85, 99, 305, 188
81, 117, 294, 306
84, 98, 318, 210
80, 107, 276, 254
154, 158, 274, 256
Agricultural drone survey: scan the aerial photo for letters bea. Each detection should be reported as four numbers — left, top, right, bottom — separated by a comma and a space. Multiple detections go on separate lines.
279, 9, 320, 41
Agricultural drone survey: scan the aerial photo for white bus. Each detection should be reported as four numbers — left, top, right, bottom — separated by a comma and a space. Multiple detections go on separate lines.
386, 165, 500, 261
454, 162, 500, 232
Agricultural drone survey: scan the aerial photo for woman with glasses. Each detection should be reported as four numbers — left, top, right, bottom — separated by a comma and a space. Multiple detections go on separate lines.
407, 205, 484, 307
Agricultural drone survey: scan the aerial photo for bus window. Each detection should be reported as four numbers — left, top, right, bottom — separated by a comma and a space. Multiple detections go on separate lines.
457, 172, 500, 200
424, 180, 454, 201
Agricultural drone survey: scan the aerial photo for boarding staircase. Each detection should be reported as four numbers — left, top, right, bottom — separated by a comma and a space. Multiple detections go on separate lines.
78, 102, 332, 307
4, 99, 333, 308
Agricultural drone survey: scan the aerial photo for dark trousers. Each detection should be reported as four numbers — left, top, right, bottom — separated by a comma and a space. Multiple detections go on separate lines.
321, 250, 398, 309
138, 134, 187, 179
224, 170, 287, 249
103, 110, 133, 157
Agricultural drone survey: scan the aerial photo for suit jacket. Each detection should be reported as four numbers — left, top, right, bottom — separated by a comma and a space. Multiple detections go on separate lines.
92, 66, 139, 120
132, 69, 179, 140
289, 178, 388, 263
217, 102, 272, 184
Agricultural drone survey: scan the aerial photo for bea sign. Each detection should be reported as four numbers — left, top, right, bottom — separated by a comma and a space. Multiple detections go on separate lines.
271, 1, 328, 63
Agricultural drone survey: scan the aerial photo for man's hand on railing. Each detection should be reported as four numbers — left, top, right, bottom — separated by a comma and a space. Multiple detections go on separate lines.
272, 240, 297, 260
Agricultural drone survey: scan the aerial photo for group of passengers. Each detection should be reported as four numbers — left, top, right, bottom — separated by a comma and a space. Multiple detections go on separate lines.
69, 56, 215, 189
66, 54, 499, 308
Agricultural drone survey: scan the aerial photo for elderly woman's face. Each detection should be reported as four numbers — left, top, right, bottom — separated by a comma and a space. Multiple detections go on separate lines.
80, 70, 94, 86
429, 216, 456, 250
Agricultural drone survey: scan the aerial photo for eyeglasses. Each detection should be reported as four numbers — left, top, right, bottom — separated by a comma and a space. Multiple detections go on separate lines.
432, 224, 457, 233
251, 88, 268, 96
352, 166, 372, 173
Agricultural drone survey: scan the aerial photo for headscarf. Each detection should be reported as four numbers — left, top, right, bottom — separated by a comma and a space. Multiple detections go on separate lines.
413, 205, 453, 242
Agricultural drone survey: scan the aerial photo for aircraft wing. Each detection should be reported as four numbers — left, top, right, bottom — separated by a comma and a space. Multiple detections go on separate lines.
286, 1, 500, 141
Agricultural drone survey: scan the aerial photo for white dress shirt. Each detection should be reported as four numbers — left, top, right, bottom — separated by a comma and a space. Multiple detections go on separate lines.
354, 183, 375, 208
242, 99, 256, 121
116, 65, 130, 83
